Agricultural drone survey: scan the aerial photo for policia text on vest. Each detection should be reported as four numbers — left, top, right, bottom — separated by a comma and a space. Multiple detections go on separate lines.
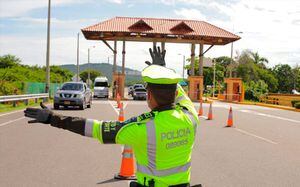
162, 128, 191, 149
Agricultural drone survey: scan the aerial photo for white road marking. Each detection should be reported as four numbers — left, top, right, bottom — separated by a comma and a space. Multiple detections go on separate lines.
108, 100, 128, 115
239, 109, 300, 124
0, 117, 25, 127
0, 110, 23, 117
199, 116, 208, 120
234, 128, 278, 145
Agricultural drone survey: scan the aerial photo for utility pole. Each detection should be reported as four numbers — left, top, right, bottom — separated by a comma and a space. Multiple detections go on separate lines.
76, 33, 80, 82
213, 59, 216, 98
178, 54, 186, 79
182, 55, 185, 79
88, 48, 90, 87
87, 46, 95, 87
45, 0, 51, 93
230, 31, 243, 77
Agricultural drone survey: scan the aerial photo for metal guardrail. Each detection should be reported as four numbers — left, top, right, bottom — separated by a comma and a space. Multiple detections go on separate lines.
0, 93, 49, 106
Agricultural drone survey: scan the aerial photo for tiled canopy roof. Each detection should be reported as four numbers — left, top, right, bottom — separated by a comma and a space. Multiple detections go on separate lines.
81, 17, 240, 45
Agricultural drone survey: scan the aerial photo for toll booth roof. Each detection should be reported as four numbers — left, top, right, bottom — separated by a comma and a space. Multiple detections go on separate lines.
81, 16, 241, 45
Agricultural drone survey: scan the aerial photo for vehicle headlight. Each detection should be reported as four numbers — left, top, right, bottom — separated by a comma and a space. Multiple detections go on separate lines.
55, 93, 60, 97
75, 94, 83, 98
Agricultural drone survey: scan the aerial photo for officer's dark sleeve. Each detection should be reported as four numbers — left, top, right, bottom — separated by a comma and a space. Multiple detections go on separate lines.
49, 113, 126, 144
50, 113, 86, 135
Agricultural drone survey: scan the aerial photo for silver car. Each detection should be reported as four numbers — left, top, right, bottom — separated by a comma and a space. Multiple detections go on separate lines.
54, 82, 92, 110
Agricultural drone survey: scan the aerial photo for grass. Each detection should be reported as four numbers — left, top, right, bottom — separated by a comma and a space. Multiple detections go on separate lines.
0, 99, 52, 113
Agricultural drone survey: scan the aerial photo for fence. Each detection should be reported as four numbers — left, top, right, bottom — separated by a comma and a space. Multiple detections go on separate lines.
0, 93, 49, 107
24, 82, 63, 97
259, 94, 300, 107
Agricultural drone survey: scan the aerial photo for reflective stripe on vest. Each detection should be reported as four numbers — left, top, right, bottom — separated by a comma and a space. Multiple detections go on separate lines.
136, 109, 196, 177
175, 95, 187, 104
85, 119, 94, 137
182, 109, 198, 135
137, 161, 191, 177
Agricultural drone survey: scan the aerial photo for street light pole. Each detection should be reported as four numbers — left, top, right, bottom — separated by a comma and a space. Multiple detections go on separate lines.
182, 55, 185, 79
178, 54, 186, 79
87, 46, 95, 87
88, 48, 90, 87
229, 31, 243, 78
45, 0, 51, 93
76, 33, 80, 82
212, 59, 216, 98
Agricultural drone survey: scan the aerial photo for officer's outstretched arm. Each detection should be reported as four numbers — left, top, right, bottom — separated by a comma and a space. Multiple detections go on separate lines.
46, 114, 136, 145
24, 103, 136, 144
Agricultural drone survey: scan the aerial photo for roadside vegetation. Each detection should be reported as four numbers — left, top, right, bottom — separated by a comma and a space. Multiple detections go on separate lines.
186, 49, 300, 101
1, 50, 299, 104
0, 54, 73, 95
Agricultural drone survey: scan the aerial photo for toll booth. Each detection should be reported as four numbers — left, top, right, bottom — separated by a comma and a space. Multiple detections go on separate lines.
81, 17, 241, 99
224, 78, 244, 102
188, 76, 203, 101
112, 73, 125, 99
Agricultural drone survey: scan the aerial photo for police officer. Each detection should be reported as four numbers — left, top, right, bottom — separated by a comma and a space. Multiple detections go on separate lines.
24, 47, 200, 187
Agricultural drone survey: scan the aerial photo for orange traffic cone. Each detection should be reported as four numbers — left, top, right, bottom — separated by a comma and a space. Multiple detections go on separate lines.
118, 103, 125, 122
117, 93, 121, 108
207, 102, 213, 120
226, 107, 233, 127
198, 100, 203, 116
114, 145, 136, 180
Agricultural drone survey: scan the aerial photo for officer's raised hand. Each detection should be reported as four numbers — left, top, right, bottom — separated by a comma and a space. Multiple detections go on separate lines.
145, 46, 166, 66
24, 102, 53, 124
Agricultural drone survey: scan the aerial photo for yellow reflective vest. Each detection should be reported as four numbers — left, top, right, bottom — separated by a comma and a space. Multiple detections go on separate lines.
84, 85, 199, 186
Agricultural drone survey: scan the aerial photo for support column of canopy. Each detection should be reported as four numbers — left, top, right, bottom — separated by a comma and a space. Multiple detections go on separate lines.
190, 43, 195, 76
112, 40, 117, 99
188, 43, 201, 101
120, 40, 126, 99
161, 42, 165, 51
197, 43, 204, 101
153, 41, 157, 50
112, 40, 125, 99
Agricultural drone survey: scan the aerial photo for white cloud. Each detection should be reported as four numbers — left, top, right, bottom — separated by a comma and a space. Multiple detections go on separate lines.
105, 0, 124, 4
174, 8, 206, 20
172, 0, 300, 67
1, 0, 299, 72
10, 17, 98, 31
0, 34, 191, 75
0, 0, 91, 18
160, 0, 205, 6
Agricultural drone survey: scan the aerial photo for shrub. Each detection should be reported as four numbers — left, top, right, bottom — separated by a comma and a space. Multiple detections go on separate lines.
294, 102, 300, 109
291, 100, 300, 107
245, 80, 268, 101
0, 81, 19, 95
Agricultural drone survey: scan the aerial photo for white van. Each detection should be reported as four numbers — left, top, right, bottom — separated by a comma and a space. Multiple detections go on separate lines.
93, 77, 109, 98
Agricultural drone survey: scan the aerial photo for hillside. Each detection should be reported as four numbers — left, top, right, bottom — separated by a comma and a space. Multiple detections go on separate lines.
60, 63, 142, 85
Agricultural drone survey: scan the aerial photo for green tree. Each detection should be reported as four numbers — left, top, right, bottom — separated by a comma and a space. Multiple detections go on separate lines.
272, 64, 294, 93
49, 65, 73, 83
0, 54, 21, 68
245, 80, 268, 101
250, 51, 269, 68
292, 65, 300, 91
214, 56, 232, 68
79, 69, 102, 83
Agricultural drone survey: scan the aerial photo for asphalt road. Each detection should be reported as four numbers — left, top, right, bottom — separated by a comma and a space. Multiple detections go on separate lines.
0, 99, 300, 187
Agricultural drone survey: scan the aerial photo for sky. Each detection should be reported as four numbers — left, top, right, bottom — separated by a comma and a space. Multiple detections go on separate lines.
0, 0, 299, 75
